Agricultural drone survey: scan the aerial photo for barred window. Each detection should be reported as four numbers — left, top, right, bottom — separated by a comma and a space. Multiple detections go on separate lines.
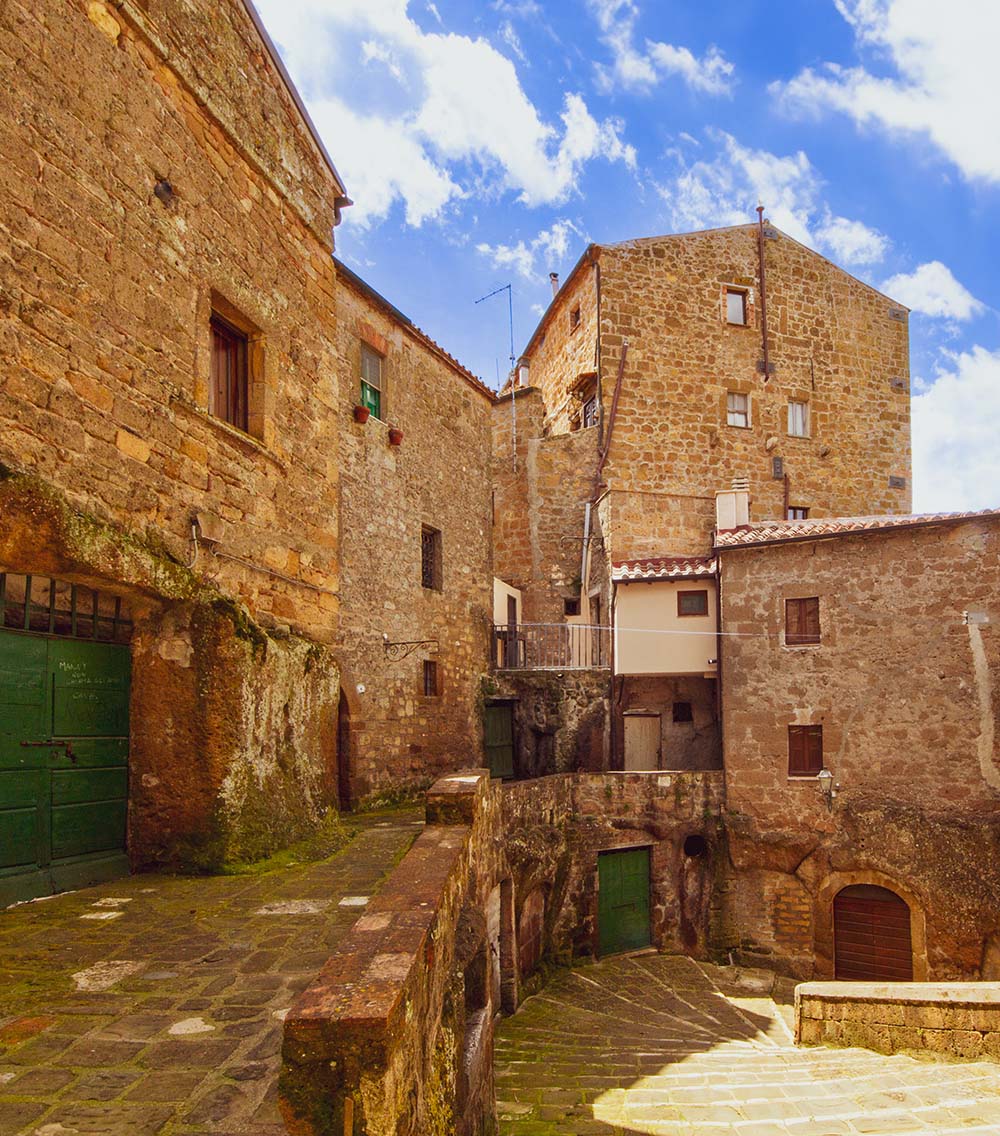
421, 525, 442, 591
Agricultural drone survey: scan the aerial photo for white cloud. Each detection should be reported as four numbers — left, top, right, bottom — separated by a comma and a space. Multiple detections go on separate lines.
477, 219, 587, 280
773, 0, 1000, 184
659, 132, 890, 266
588, 0, 734, 95
256, 0, 634, 227
882, 261, 985, 320
912, 346, 1000, 512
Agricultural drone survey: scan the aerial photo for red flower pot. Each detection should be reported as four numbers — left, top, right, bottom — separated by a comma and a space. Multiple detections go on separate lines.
353, 405, 371, 424
388, 427, 404, 446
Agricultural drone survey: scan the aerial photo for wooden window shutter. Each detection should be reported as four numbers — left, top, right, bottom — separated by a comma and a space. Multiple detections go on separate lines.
786, 597, 820, 644
788, 724, 823, 775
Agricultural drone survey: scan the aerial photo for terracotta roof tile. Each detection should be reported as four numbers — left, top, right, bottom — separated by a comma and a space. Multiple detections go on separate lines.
612, 555, 717, 582
715, 508, 1000, 549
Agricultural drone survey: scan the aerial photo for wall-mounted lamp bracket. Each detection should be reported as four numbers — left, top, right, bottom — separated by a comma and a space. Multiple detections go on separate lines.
382, 633, 439, 661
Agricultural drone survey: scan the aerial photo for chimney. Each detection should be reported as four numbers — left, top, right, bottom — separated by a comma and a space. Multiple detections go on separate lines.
549, 272, 559, 297
716, 476, 750, 531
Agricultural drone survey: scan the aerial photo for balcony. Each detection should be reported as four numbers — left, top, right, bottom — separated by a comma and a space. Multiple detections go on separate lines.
493, 622, 608, 670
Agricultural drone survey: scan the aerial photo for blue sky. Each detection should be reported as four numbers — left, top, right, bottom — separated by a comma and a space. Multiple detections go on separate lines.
254, 0, 1000, 512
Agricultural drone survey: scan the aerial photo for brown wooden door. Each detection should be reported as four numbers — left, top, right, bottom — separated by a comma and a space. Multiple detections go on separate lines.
834, 885, 913, 981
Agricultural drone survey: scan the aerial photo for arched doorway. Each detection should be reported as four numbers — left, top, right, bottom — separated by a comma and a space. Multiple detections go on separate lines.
336, 689, 352, 812
834, 884, 913, 981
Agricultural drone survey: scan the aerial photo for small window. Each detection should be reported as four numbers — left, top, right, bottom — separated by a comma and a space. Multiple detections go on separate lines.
677, 590, 708, 618
726, 392, 749, 428
360, 343, 383, 420
421, 525, 442, 590
582, 395, 599, 429
788, 725, 823, 776
725, 288, 747, 326
422, 659, 440, 697
210, 315, 249, 432
788, 400, 809, 437
787, 506, 810, 520
570, 306, 581, 331
786, 597, 820, 645
672, 701, 693, 723
564, 597, 580, 616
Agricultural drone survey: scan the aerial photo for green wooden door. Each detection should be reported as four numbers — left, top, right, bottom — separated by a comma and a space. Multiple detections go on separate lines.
485, 703, 515, 779
598, 847, 651, 956
0, 630, 130, 905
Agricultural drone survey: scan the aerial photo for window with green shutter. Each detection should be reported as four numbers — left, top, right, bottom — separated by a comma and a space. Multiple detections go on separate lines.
360, 343, 383, 419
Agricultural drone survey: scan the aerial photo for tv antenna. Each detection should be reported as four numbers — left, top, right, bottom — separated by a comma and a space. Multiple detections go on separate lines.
475, 283, 518, 470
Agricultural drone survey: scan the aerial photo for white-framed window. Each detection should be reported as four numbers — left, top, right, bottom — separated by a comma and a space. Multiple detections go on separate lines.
788, 400, 809, 437
725, 288, 747, 326
726, 391, 750, 428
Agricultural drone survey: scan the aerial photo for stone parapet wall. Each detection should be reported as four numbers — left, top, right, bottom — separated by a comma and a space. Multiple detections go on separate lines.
796, 982, 1000, 1063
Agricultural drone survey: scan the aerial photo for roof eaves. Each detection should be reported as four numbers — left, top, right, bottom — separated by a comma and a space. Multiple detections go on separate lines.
520, 244, 600, 361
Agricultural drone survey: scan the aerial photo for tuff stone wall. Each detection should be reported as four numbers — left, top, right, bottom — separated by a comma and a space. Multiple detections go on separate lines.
720, 516, 1000, 978
335, 270, 494, 805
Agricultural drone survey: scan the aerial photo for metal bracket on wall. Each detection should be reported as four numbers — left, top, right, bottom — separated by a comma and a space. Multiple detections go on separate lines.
382, 634, 439, 661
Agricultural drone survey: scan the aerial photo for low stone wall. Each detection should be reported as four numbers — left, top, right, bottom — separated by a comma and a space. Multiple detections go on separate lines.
796, 982, 1000, 1063
280, 771, 508, 1136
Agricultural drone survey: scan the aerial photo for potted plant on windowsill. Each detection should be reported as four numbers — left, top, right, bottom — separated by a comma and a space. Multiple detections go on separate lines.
388, 425, 404, 446
353, 404, 371, 424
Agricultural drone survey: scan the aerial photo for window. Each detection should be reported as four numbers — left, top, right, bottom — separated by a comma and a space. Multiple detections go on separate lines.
570, 306, 581, 331
672, 701, 693, 723
421, 525, 442, 590
788, 400, 809, 437
563, 597, 580, 616
360, 343, 383, 420
677, 590, 708, 617
785, 597, 820, 645
582, 395, 599, 429
210, 315, 248, 432
422, 659, 440, 697
726, 391, 749, 428
725, 288, 747, 326
788, 725, 823, 776
787, 506, 810, 520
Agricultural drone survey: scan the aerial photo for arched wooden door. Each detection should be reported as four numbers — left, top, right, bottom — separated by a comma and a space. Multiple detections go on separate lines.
834, 884, 913, 981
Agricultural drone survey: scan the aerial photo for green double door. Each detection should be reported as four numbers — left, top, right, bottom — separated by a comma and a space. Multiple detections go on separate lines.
598, 847, 651, 956
0, 630, 130, 906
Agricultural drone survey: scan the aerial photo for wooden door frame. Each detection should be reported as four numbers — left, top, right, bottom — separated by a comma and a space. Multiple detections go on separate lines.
596, 843, 653, 957
623, 712, 661, 771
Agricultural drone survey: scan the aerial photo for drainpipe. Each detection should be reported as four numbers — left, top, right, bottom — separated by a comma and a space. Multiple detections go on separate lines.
594, 340, 628, 496
579, 502, 592, 608
783, 472, 790, 521
713, 555, 723, 730
594, 256, 604, 446
756, 205, 771, 384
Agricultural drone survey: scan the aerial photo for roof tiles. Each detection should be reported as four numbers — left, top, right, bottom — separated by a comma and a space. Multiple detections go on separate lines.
715, 508, 1000, 549
612, 555, 717, 582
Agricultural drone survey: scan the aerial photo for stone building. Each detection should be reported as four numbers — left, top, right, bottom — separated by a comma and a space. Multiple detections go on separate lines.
492, 223, 912, 777
715, 504, 1000, 982
0, 0, 493, 902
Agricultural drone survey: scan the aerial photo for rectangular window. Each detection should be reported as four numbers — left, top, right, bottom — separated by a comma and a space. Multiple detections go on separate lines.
360, 343, 383, 420
570, 305, 581, 330
421, 525, 442, 590
582, 395, 599, 428
786, 597, 820, 645
564, 597, 580, 616
788, 400, 809, 437
787, 506, 810, 520
725, 288, 747, 325
422, 659, 440, 697
210, 315, 248, 432
677, 590, 709, 617
788, 725, 823, 776
726, 392, 749, 428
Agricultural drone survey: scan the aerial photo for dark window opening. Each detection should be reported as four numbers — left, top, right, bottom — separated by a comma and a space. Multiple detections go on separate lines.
210, 314, 248, 432
421, 525, 442, 590
677, 590, 709, 617
786, 597, 821, 645
672, 701, 693, 723
683, 834, 708, 858
564, 597, 580, 616
788, 724, 823, 776
422, 659, 440, 697
582, 395, 598, 428
570, 305, 581, 330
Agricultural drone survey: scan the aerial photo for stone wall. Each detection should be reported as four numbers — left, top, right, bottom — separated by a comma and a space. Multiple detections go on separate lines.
616, 676, 721, 771
335, 268, 494, 805
720, 515, 1000, 978
281, 771, 510, 1136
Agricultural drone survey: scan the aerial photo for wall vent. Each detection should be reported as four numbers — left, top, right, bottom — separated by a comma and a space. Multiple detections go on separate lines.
763, 227, 779, 240
890, 376, 907, 391
772, 456, 784, 479
888, 307, 908, 322
888, 475, 906, 489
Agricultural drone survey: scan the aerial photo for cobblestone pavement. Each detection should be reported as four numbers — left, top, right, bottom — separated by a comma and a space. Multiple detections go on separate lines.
496, 953, 1000, 1136
0, 808, 422, 1136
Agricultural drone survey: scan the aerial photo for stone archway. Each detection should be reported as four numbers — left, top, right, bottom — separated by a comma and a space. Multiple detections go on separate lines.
814, 870, 928, 980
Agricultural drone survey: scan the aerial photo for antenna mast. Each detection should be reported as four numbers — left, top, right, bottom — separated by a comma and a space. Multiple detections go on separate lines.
475, 283, 517, 470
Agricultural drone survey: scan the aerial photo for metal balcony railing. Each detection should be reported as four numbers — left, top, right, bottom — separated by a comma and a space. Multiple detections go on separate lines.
493, 623, 608, 670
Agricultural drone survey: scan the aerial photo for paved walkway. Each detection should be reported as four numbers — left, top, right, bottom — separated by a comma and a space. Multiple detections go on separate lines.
496, 953, 1000, 1135
0, 808, 422, 1136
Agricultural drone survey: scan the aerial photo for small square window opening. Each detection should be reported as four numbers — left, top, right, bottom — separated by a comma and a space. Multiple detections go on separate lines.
788, 725, 823, 776
786, 597, 820, 645
726, 392, 749, 428
210, 315, 249, 433
672, 701, 693, 723
725, 289, 747, 326
421, 525, 442, 590
360, 343, 383, 420
787, 506, 810, 520
422, 659, 440, 697
788, 400, 809, 437
677, 590, 709, 617
563, 597, 580, 616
